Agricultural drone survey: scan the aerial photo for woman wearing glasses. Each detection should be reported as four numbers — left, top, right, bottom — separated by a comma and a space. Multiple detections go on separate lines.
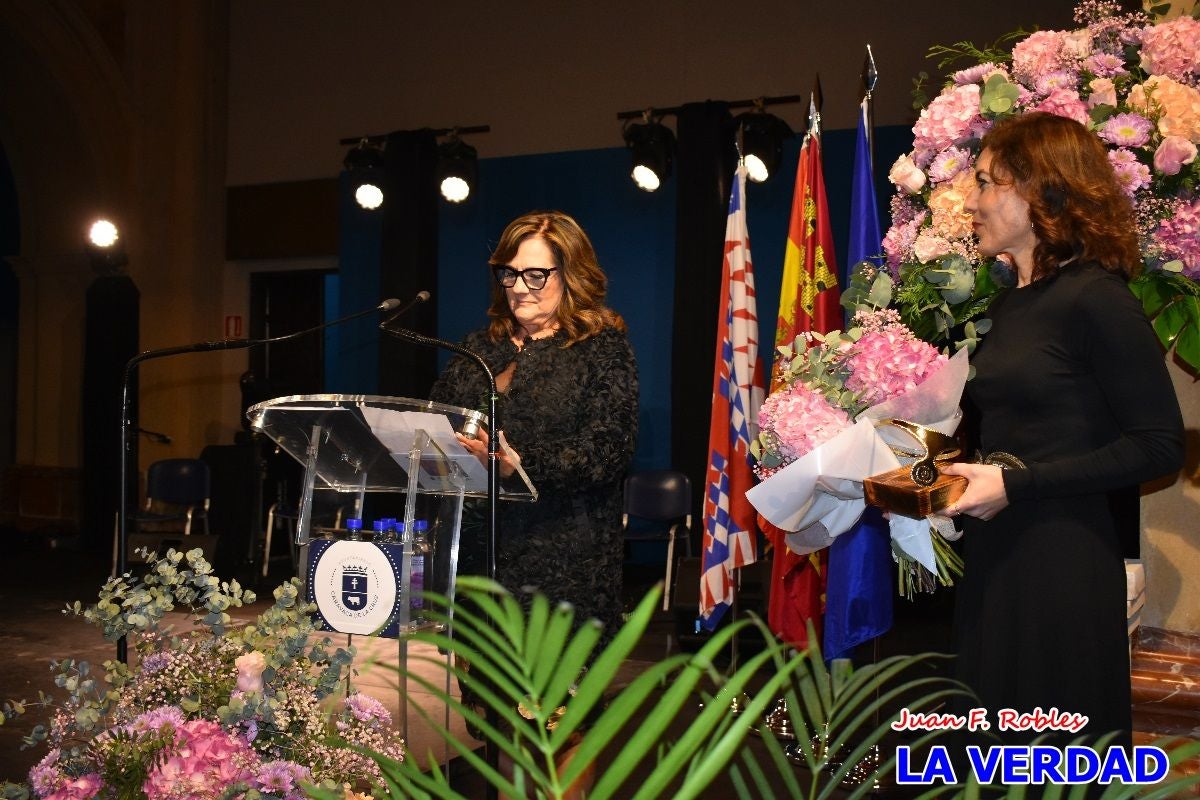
430, 209, 639, 642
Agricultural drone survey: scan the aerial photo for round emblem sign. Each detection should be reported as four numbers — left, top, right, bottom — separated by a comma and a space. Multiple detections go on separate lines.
310, 541, 399, 635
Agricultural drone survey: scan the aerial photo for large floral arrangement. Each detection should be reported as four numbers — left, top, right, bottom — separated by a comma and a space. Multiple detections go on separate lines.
748, 309, 965, 595
1, 549, 404, 800
846, 0, 1200, 372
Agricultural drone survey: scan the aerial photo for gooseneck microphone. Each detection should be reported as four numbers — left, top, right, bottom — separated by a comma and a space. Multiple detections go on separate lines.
379, 291, 504, 789
114, 295, 403, 663
380, 290, 430, 327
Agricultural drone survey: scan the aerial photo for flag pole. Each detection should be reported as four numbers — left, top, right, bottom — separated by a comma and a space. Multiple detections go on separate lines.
862, 44, 878, 157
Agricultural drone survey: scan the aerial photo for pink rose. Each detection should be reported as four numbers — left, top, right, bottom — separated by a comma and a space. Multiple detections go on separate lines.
888, 154, 927, 194
1154, 135, 1198, 175
1088, 77, 1117, 108
913, 234, 951, 263
235, 651, 267, 693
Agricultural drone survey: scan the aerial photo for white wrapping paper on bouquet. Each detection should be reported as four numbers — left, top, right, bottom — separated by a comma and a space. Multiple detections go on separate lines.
746, 348, 970, 573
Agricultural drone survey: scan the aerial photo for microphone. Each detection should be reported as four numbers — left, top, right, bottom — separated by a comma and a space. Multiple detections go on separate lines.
381, 290, 431, 327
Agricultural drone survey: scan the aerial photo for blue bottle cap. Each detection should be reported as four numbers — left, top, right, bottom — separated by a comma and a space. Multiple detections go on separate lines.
346, 518, 362, 531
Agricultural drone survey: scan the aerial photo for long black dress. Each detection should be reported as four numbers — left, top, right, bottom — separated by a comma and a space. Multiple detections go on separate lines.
429, 326, 639, 636
956, 261, 1183, 746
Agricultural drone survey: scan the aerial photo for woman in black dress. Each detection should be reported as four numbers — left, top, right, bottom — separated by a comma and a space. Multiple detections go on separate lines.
430, 210, 639, 638
941, 113, 1184, 750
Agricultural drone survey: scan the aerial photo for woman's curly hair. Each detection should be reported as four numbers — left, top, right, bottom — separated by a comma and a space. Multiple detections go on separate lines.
981, 111, 1140, 282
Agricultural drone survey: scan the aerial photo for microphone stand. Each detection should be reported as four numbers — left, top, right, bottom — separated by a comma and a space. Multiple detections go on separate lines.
378, 320, 501, 798
115, 298, 399, 663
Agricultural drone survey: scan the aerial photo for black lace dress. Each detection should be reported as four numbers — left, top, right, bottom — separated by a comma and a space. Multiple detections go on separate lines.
956, 261, 1183, 749
429, 326, 639, 636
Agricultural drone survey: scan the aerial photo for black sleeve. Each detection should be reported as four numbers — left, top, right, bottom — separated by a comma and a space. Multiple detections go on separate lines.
1003, 277, 1184, 500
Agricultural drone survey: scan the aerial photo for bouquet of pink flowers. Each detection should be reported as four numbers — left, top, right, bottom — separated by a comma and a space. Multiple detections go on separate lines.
1, 549, 404, 800
847, 0, 1200, 374
748, 309, 966, 593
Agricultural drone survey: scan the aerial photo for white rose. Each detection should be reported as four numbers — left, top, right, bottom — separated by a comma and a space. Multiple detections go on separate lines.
889, 154, 927, 194
913, 234, 951, 263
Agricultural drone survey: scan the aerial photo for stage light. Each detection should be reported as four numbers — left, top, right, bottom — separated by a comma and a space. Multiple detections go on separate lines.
344, 140, 385, 210
623, 118, 676, 192
437, 136, 477, 203
736, 110, 793, 183
86, 218, 128, 275
88, 219, 119, 248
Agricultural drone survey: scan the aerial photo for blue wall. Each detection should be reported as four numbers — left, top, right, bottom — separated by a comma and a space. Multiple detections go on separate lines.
337, 124, 913, 474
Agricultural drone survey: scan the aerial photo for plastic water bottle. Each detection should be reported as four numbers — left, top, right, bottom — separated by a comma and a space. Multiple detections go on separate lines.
410, 520, 429, 618
345, 518, 363, 541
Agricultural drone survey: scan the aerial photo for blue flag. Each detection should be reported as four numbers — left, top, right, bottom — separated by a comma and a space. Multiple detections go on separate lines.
823, 97, 893, 661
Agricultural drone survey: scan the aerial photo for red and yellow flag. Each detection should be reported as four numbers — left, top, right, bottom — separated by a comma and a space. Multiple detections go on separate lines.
766, 129, 841, 648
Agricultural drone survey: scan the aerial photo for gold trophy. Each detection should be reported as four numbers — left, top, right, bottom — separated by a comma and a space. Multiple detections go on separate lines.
862, 419, 966, 518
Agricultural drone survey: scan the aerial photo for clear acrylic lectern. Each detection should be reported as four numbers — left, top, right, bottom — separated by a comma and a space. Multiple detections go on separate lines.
246, 393, 536, 741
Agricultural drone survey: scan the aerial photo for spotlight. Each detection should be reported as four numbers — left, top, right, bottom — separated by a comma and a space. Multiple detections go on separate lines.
437, 136, 477, 203
86, 218, 128, 275
623, 118, 676, 192
344, 140, 385, 210
736, 110, 793, 183
88, 219, 119, 248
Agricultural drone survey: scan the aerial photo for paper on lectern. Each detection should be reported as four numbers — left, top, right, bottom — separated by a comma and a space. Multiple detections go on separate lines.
359, 407, 488, 490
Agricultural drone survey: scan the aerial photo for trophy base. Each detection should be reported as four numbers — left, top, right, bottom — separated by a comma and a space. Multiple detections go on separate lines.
863, 465, 966, 518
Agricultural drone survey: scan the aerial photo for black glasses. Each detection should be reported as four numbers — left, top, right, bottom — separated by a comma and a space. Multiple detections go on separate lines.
492, 265, 558, 290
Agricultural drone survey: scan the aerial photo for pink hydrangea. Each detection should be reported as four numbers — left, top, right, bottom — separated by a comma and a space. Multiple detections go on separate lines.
757, 383, 851, 466
143, 719, 255, 800
1138, 16, 1200, 82
1034, 88, 1090, 125
1012, 30, 1078, 86
42, 774, 102, 800
1108, 148, 1152, 196
844, 329, 948, 408
913, 84, 981, 152
1154, 198, 1200, 279
1098, 112, 1153, 147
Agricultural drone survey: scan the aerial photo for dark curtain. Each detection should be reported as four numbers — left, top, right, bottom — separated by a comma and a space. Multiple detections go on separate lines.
379, 129, 439, 399
82, 274, 139, 555
670, 102, 735, 526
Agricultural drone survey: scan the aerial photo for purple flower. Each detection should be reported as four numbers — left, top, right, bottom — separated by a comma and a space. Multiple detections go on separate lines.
953, 62, 1000, 85
1083, 51, 1127, 77
139, 651, 171, 674
29, 750, 63, 796
253, 760, 311, 799
131, 705, 186, 733
345, 692, 391, 726
1035, 70, 1078, 95
1107, 149, 1152, 196
928, 147, 973, 183
1099, 113, 1153, 147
